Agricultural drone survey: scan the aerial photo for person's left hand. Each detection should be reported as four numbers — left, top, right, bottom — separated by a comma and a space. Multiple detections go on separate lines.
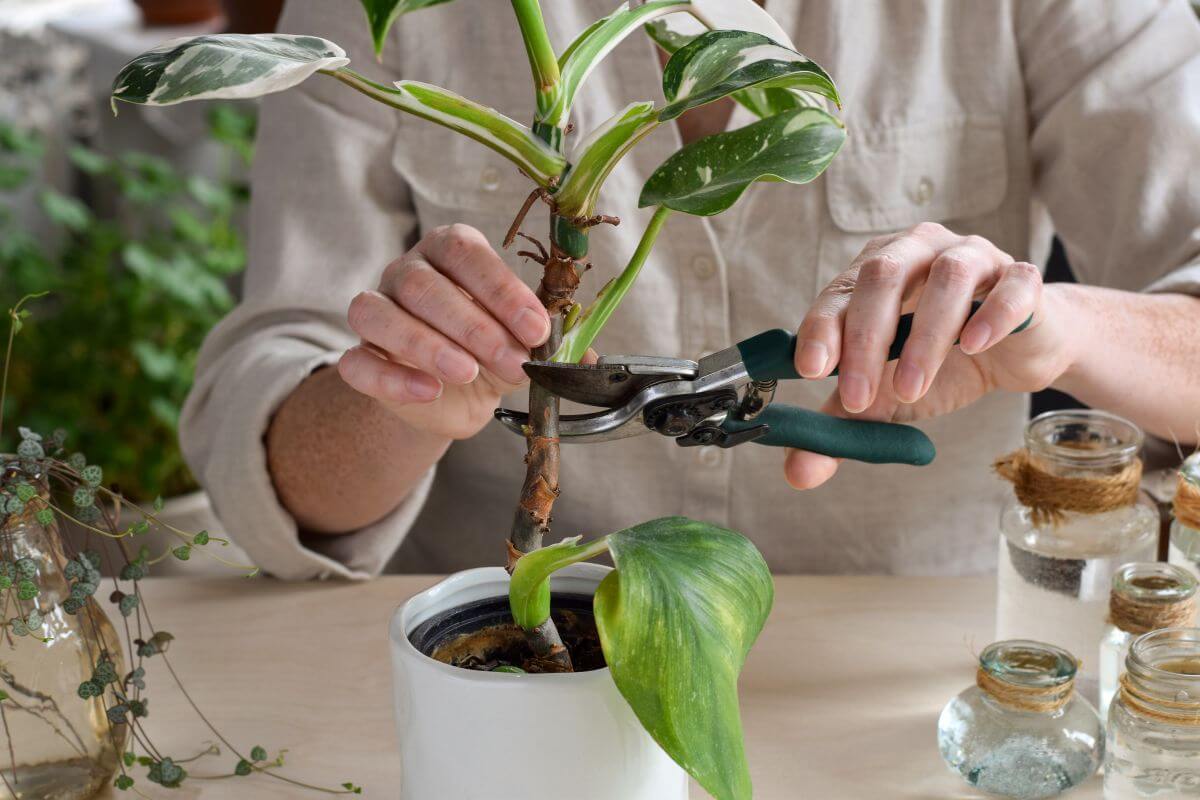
785, 222, 1078, 489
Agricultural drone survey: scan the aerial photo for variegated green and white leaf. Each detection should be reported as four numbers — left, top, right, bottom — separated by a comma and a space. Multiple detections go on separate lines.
647, 21, 827, 120
543, 0, 691, 127
359, 0, 456, 56
640, 106, 845, 215
328, 70, 567, 186
660, 30, 839, 121
653, 0, 796, 50
594, 517, 774, 800
111, 34, 348, 111
554, 102, 660, 219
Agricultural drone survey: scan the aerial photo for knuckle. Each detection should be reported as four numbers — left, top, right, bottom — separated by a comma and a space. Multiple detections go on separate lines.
857, 253, 905, 287
395, 263, 439, 311
909, 221, 946, 239
1009, 261, 1042, 283
929, 254, 975, 288
864, 234, 892, 252
459, 317, 499, 354
843, 325, 879, 352
963, 234, 992, 252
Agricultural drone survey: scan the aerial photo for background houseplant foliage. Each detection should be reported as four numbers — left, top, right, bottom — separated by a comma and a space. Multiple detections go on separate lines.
0, 108, 253, 502
109, 2, 846, 796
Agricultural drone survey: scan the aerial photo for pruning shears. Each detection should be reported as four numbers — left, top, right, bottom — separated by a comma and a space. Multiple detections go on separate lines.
495, 302, 1030, 467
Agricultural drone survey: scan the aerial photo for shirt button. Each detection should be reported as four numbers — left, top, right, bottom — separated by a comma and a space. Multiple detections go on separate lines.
913, 176, 934, 206
691, 255, 716, 279
481, 166, 502, 192
699, 446, 723, 468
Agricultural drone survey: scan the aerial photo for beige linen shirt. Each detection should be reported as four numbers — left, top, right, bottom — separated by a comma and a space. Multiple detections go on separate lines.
180, 0, 1200, 580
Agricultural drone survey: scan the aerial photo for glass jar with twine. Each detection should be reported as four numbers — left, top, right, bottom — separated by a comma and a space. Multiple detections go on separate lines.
994, 410, 1160, 704
1099, 563, 1197, 721
1169, 454, 1200, 581
937, 640, 1103, 800
1104, 627, 1200, 799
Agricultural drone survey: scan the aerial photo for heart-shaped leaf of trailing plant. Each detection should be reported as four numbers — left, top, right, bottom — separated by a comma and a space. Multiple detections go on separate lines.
659, 29, 840, 122
359, 0, 456, 55
593, 517, 774, 800
640, 106, 846, 216
111, 35, 349, 110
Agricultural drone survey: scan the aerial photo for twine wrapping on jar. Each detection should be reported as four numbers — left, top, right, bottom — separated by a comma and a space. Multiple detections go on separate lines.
1109, 587, 1197, 636
994, 449, 1143, 527
1118, 671, 1200, 726
1176, 472, 1200, 532
976, 666, 1075, 713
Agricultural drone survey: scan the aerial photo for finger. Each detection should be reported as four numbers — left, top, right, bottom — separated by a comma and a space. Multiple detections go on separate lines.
417, 224, 550, 348
893, 241, 1008, 403
960, 261, 1043, 354
783, 449, 840, 489
337, 345, 442, 404
793, 234, 894, 379
581, 348, 600, 365
381, 254, 530, 385
348, 290, 479, 385
836, 235, 940, 413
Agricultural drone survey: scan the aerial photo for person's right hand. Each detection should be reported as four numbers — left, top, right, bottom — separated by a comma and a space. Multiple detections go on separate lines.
337, 224, 551, 440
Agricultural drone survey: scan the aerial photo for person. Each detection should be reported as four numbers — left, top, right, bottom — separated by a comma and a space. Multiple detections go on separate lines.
180, 0, 1200, 580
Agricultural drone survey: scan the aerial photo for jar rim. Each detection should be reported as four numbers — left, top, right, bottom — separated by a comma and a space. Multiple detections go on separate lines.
980, 640, 1077, 688
1113, 562, 1199, 603
1024, 409, 1142, 468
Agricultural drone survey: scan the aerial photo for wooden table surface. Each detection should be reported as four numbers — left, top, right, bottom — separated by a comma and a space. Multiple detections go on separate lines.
95, 576, 1103, 799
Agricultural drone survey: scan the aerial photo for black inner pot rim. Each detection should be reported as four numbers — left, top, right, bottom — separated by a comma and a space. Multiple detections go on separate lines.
408, 592, 596, 659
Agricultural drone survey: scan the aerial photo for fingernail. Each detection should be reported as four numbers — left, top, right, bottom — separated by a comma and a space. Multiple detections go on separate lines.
435, 349, 478, 384
960, 321, 992, 355
796, 340, 829, 377
839, 371, 870, 413
894, 361, 925, 403
512, 307, 550, 347
498, 345, 530, 384
406, 372, 442, 402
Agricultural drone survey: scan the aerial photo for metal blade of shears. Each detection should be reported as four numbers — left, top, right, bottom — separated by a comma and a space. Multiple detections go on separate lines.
521, 355, 698, 408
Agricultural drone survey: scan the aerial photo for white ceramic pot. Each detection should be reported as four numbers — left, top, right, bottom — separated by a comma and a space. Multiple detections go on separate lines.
390, 563, 689, 800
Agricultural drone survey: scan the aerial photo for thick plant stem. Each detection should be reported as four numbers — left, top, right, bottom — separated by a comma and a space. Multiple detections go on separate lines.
508, 216, 585, 672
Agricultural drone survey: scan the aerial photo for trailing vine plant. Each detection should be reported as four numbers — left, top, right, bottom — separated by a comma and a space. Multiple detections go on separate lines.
0, 295, 365, 796
109, 2, 847, 797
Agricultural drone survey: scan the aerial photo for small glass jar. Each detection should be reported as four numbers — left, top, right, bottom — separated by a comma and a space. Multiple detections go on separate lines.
1099, 563, 1198, 721
997, 411, 1160, 704
938, 640, 1104, 800
1104, 627, 1200, 799
1168, 454, 1200, 582
0, 496, 127, 798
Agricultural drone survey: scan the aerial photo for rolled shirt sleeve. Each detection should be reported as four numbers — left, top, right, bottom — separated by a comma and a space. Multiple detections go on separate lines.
180, 0, 430, 580
1019, 0, 1200, 295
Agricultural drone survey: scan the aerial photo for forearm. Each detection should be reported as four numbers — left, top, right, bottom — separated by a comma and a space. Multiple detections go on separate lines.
266, 366, 450, 534
1052, 283, 1200, 445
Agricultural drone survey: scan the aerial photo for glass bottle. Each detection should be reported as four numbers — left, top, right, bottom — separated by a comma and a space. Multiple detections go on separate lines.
937, 640, 1104, 800
0, 501, 127, 799
1099, 563, 1197, 721
1168, 454, 1200, 581
997, 410, 1160, 704
1104, 627, 1200, 799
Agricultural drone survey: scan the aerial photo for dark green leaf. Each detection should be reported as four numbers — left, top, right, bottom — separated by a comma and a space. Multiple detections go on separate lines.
115, 774, 134, 790
593, 517, 773, 800
358, 0, 455, 56
25, 610, 42, 630
0, 576, 10, 591
193, 530, 210, 546
148, 758, 185, 788
123, 752, 136, 767
78, 680, 103, 699
120, 562, 147, 581
235, 759, 253, 776
93, 659, 118, 684
35, 508, 54, 526
112, 35, 349, 109
9, 619, 28, 637
119, 594, 139, 617
14, 483, 36, 502
81, 464, 103, 487
16, 580, 38, 601
62, 598, 84, 614
107, 704, 129, 724
72, 486, 95, 508
659, 30, 839, 122
640, 106, 845, 215
250, 745, 267, 762
173, 545, 191, 561
16, 438, 43, 459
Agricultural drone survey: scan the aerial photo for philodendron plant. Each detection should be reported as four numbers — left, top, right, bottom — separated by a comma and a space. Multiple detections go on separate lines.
111, 1, 845, 796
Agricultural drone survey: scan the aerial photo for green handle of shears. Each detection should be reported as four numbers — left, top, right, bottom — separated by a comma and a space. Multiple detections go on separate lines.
736, 301, 1033, 382
721, 405, 936, 465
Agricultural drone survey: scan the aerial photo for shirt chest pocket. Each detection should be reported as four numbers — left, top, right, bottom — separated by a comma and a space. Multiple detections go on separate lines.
819, 114, 1009, 283
391, 119, 536, 238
